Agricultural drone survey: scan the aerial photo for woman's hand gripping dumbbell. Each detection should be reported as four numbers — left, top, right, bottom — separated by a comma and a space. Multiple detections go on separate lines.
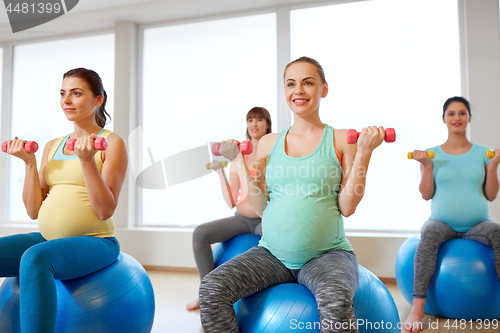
211, 140, 253, 160
410, 150, 497, 160
205, 161, 228, 170
346, 128, 396, 144
2, 139, 39, 154
66, 137, 108, 151
486, 150, 497, 159
408, 151, 435, 160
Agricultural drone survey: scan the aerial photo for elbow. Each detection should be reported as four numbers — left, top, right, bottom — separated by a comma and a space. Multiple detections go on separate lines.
421, 190, 434, 201
341, 207, 356, 217
94, 198, 118, 220
338, 197, 357, 217
98, 213, 113, 221
26, 206, 39, 220
96, 208, 115, 221
25, 203, 40, 220
487, 193, 497, 202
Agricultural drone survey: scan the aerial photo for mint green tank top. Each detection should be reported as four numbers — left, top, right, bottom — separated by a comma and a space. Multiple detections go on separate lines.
258, 124, 353, 269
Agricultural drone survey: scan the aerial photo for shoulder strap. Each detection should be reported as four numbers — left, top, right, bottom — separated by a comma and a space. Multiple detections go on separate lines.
48, 136, 68, 161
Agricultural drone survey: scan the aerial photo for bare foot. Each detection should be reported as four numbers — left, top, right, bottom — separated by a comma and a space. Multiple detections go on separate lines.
186, 297, 200, 311
404, 298, 425, 332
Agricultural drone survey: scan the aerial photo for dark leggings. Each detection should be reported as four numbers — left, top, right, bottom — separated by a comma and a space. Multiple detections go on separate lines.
199, 246, 359, 333
414, 219, 500, 298
192, 212, 262, 279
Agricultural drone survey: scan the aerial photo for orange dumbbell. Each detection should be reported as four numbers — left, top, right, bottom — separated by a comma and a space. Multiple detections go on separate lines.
66, 137, 108, 151
346, 128, 396, 144
212, 140, 253, 156
2, 140, 38, 154
408, 151, 435, 159
486, 150, 495, 159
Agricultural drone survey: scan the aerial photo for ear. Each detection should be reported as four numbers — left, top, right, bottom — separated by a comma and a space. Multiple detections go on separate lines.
95, 94, 104, 107
322, 82, 328, 98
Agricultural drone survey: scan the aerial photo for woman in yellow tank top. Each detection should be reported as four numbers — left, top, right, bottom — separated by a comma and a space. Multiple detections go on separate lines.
0, 68, 128, 332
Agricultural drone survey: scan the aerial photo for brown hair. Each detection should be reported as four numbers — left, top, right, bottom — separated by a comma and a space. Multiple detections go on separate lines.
246, 107, 272, 140
443, 96, 471, 118
63, 68, 110, 128
284, 56, 326, 84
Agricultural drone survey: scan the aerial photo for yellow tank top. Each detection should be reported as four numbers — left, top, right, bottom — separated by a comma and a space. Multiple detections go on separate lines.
37, 130, 115, 240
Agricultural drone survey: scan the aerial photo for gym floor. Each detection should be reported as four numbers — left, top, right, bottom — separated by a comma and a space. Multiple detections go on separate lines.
147, 268, 497, 333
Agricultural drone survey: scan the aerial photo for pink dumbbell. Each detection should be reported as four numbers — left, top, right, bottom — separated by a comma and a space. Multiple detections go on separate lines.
66, 137, 108, 151
346, 128, 396, 144
2, 140, 39, 154
212, 140, 253, 156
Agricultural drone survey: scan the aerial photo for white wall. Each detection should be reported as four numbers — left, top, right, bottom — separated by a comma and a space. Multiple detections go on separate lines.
462, 0, 500, 224
0, 0, 499, 279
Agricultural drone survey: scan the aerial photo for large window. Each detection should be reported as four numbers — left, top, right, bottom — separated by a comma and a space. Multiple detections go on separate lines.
141, 13, 277, 226
291, 0, 461, 231
8, 34, 115, 221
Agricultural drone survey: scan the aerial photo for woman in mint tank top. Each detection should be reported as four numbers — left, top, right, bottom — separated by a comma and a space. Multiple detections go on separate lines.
405, 96, 500, 332
198, 57, 390, 333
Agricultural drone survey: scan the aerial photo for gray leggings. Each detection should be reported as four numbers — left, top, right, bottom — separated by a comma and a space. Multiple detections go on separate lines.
414, 219, 500, 298
192, 212, 262, 279
199, 246, 359, 333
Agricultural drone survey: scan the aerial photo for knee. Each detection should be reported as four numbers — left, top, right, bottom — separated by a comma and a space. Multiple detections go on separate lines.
315, 283, 355, 319
20, 246, 53, 275
199, 270, 235, 304
199, 270, 223, 295
421, 220, 451, 241
192, 224, 211, 245
483, 221, 500, 236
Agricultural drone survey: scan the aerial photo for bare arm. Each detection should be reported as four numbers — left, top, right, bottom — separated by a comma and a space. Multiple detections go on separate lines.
336, 127, 385, 217
219, 134, 277, 217
412, 150, 435, 200
210, 161, 238, 208
76, 133, 128, 220
4, 138, 53, 219
484, 148, 500, 201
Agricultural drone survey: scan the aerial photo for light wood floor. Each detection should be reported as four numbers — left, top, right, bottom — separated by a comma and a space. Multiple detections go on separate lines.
148, 269, 498, 333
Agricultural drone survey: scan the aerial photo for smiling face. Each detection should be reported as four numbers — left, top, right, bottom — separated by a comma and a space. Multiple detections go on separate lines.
443, 101, 470, 133
247, 116, 269, 140
284, 62, 328, 116
60, 76, 102, 123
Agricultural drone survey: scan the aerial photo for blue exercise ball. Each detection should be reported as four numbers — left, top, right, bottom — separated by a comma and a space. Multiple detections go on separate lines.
233, 265, 400, 333
353, 266, 400, 332
213, 234, 261, 267
395, 235, 500, 319
235, 283, 320, 332
0, 252, 155, 333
